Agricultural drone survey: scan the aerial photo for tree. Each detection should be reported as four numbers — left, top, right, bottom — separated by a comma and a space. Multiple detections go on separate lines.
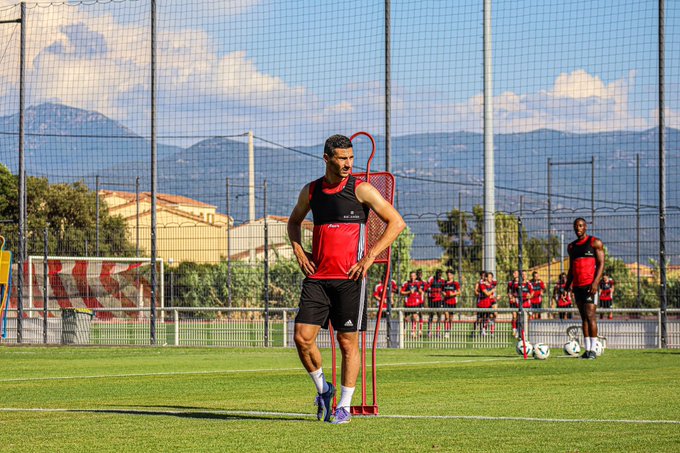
434, 208, 478, 272
0, 163, 134, 256
435, 204, 560, 280
524, 235, 560, 269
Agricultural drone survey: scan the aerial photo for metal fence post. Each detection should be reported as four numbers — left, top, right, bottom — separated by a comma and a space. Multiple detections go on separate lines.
263, 180, 269, 347
174, 309, 179, 346
282, 310, 288, 348
43, 227, 48, 344
398, 309, 404, 349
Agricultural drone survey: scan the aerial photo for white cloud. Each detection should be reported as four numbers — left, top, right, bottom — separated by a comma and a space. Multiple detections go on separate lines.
550, 69, 616, 100
0, 2, 663, 140
396, 69, 649, 134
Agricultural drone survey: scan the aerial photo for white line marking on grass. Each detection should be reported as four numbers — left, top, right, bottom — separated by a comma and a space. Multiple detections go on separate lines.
1, 356, 519, 383
0, 367, 303, 383
1, 407, 678, 426
379, 414, 680, 425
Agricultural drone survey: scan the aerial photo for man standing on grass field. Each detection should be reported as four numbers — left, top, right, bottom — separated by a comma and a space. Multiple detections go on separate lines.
287, 134, 405, 424
565, 217, 605, 360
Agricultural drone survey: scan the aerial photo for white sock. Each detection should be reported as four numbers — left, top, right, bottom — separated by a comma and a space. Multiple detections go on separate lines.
584, 337, 591, 351
309, 368, 329, 394
337, 386, 355, 409
589, 337, 598, 350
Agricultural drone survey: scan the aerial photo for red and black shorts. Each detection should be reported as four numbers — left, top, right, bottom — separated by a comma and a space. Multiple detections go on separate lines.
296, 278, 367, 332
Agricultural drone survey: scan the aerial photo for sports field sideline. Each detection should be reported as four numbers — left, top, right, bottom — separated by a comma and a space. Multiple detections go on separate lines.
0, 346, 679, 452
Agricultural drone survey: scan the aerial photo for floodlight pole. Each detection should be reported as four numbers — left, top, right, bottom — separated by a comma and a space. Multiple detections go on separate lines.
150, 0, 158, 345
11, 4, 26, 342
658, 0, 668, 348
482, 0, 496, 276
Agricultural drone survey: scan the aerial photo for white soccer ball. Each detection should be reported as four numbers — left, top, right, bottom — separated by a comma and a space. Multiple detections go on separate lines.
516, 341, 533, 357
564, 340, 581, 357
592, 339, 604, 357
533, 343, 550, 360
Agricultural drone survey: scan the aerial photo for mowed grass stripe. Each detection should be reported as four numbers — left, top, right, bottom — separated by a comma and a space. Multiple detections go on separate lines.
0, 354, 521, 383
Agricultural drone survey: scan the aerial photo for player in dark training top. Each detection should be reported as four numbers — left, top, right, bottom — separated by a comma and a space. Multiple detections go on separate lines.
288, 134, 405, 424
565, 218, 605, 360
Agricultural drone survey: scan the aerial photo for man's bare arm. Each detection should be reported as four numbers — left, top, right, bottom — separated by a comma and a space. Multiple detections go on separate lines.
348, 182, 406, 280
287, 185, 316, 276
590, 238, 606, 295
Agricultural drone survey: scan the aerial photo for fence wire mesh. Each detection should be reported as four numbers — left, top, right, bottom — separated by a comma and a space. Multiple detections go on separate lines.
0, 1, 679, 346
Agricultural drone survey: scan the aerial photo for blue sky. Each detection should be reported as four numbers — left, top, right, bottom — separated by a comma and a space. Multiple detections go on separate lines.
0, 0, 677, 146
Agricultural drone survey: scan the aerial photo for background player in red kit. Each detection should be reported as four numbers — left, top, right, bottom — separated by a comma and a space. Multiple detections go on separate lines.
598, 273, 615, 320
530, 271, 546, 320
373, 275, 398, 317
401, 271, 425, 337
565, 218, 605, 360
442, 269, 460, 336
554, 272, 573, 319
288, 135, 405, 424
473, 272, 496, 337
426, 269, 446, 336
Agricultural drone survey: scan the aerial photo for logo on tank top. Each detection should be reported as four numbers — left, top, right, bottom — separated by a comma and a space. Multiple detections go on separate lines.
327, 224, 339, 229
343, 210, 360, 220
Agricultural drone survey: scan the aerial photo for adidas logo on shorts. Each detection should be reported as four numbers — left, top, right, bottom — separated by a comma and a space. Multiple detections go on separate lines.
344, 320, 354, 327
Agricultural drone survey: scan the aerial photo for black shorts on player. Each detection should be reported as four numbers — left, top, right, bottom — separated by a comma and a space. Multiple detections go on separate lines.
572, 286, 598, 305
599, 299, 612, 309
296, 278, 367, 332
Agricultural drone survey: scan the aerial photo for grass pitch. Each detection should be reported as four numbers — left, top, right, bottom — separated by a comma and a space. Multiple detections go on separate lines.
0, 346, 679, 452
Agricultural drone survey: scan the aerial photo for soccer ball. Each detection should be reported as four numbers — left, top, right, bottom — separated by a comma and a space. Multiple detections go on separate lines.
516, 341, 533, 357
564, 340, 581, 357
592, 339, 604, 357
533, 343, 550, 360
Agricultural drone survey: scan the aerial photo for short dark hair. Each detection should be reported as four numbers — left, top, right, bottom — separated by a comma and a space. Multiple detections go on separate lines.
446, 269, 455, 275
574, 217, 587, 226
324, 134, 352, 157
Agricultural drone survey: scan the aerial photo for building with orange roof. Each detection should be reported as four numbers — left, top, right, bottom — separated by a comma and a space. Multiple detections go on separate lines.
100, 190, 231, 264
100, 191, 312, 265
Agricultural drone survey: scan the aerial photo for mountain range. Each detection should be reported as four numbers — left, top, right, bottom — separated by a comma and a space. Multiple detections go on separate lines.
0, 103, 677, 262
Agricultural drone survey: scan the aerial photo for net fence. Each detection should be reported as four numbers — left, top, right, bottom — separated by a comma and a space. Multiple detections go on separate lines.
0, 0, 678, 332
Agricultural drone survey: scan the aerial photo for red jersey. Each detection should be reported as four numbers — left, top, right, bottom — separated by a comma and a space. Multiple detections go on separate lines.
477, 281, 495, 308
373, 280, 398, 305
530, 279, 545, 304
308, 176, 368, 279
555, 282, 572, 307
599, 279, 615, 301
568, 235, 599, 287
401, 280, 425, 307
443, 280, 460, 306
426, 276, 446, 303
510, 281, 532, 308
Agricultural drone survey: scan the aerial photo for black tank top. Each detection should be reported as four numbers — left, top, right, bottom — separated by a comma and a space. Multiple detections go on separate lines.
310, 175, 369, 225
